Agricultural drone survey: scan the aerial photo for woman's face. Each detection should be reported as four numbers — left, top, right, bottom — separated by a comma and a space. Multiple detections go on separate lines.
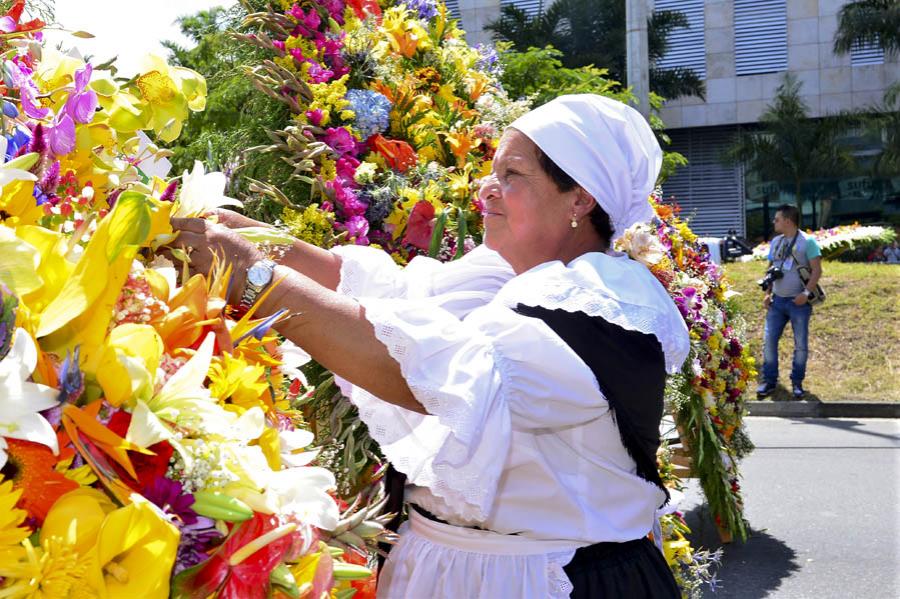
479, 129, 585, 273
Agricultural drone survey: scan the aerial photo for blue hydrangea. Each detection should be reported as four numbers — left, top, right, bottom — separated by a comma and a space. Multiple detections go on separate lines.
404, 0, 438, 21
346, 89, 392, 139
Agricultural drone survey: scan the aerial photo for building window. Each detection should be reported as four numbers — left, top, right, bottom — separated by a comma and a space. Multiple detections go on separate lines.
734, 0, 787, 76
499, 0, 546, 19
444, 0, 462, 20
654, 0, 706, 79
850, 38, 884, 66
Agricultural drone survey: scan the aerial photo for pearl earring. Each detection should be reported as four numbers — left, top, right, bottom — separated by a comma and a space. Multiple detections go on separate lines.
570, 214, 578, 228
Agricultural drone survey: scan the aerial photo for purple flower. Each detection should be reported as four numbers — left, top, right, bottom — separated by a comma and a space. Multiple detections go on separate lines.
175, 517, 223, 574
57, 346, 84, 404
322, 127, 358, 157
159, 179, 179, 202
142, 477, 200, 526
404, 0, 438, 20
306, 61, 334, 83
338, 215, 370, 245
47, 113, 76, 156
63, 65, 98, 124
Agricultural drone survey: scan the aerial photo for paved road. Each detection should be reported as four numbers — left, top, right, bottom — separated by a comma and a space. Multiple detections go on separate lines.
677, 417, 900, 599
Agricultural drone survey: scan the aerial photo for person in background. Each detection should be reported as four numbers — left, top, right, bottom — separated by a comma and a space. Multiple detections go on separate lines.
757, 205, 823, 399
883, 241, 900, 264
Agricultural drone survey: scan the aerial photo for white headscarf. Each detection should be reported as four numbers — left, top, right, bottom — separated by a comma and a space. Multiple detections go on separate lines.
509, 94, 663, 239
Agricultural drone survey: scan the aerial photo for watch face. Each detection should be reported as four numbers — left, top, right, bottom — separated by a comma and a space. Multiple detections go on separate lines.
247, 263, 273, 286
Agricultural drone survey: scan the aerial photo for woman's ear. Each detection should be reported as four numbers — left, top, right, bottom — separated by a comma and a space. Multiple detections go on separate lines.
573, 187, 597, 217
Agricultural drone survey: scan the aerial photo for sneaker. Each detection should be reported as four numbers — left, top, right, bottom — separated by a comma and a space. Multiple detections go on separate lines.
756, 382, 776, 398
792, 383, 806, 399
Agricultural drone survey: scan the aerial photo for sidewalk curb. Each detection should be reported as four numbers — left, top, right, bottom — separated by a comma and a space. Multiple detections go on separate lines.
747, 401, 900, 418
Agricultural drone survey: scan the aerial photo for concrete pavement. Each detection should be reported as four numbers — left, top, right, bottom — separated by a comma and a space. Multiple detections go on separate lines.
678, 417, 900, 599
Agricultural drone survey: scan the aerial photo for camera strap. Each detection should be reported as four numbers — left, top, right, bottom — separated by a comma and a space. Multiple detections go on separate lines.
776, 233, 800, 266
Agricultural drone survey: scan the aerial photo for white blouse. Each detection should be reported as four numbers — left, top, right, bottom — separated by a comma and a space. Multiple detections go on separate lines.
331, 244, 690, 545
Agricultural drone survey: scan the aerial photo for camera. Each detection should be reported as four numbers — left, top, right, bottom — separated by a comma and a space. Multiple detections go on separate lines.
757, 266, 784, 291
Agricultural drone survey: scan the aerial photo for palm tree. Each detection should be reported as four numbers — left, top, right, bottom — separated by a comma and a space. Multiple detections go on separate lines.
833, 0, 900, 56
486, 0, 704, 100
726, 75, 857, 235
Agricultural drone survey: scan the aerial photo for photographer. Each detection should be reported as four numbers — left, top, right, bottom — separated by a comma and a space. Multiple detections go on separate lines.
757, 204, 823, 399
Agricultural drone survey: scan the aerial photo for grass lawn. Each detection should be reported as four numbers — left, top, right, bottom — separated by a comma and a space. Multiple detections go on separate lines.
723, 261, 900, 402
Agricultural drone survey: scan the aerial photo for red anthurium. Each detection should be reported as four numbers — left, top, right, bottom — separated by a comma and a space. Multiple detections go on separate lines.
174, 513, 300, 599
404, 200, 436, 250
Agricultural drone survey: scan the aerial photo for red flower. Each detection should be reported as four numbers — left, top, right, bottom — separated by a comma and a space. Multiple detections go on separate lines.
106, 410, 174, 491
346, 0, 382, 21
403, 201, 435, 251
1, 0, 45, 33
174, 513, 300, 599
370, 134, 417, 173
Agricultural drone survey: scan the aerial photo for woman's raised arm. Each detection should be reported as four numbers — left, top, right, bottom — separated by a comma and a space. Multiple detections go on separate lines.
213, 209, 342, 291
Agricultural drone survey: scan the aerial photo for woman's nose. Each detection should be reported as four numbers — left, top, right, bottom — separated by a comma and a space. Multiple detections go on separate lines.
477, 175, 500, 201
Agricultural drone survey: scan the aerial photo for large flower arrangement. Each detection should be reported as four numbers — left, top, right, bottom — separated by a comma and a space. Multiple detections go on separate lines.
618, 195, 755, 541
750, 222, 897, 261
234, 0, 748, 593
238, 0, 529, 262
0, 5, 381, 597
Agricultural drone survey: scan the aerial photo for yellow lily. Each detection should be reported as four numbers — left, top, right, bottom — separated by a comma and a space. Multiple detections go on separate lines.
36, 192, 153, 368
132, 54, 207, 142
38, 489, 179, 599
96, 324, 164, 408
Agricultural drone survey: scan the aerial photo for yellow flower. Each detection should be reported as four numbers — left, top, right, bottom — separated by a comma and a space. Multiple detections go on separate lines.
55, 457, 99, 487
209, 352, 271, 410
0, 179, 41, 227
0, 537, 94, 599
0, 478, 30, 549
35, 489, 178, 599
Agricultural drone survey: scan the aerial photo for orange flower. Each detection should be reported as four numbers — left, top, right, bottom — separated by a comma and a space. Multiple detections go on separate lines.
370, 134, 417, 173
2, 438, 78, 524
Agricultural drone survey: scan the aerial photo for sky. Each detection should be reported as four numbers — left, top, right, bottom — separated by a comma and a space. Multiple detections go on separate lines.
43, 0, 238, 76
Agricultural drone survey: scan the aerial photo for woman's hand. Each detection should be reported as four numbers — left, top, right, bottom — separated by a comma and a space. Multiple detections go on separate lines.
170, 217, 266, 305
210, 209, 267, 230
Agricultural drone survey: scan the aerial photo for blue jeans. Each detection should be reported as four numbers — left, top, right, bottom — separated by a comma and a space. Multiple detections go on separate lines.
762, 295, 812, 386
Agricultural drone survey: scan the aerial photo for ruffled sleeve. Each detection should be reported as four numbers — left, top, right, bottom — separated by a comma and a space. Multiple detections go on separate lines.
334, 299, 609, 524
331, 245, 514, 310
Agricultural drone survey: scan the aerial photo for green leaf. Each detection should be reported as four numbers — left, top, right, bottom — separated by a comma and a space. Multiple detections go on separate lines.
454, 209, 468, 260
428, 211, 448, 258
4, 152, 40, 172
106, 192, 152, 261
269, 564, 300, 599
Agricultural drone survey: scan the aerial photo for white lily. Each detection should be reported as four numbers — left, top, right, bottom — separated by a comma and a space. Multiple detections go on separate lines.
0, 329, 59, 468
279, 428, 319, 468
172, 160, 242, 218
258, 466, 340, 530
278, 339, 311, 387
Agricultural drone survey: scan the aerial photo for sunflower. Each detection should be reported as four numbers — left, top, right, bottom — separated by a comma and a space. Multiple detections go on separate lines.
1, 438, 78, 524
0, 477, 30, 548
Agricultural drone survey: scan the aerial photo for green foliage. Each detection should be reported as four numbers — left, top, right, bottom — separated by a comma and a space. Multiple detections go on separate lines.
486, 0, 705, 100
497, 43, 687, 182
833, 0, 900, 56
726, 74, 858, 215
160, 2, 303, 220
865, 82, 900, 175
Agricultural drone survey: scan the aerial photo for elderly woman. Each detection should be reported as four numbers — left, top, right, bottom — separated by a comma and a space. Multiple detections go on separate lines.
171, 94, 689, 598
